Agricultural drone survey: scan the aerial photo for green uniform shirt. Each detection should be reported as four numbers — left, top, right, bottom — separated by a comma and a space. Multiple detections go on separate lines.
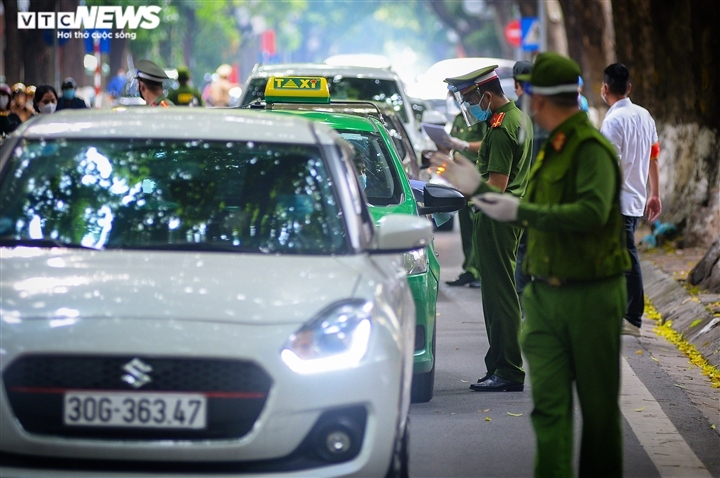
168, 85, 204, 106
450, 113, 486, 162
515, 111, 630, 281
149, 93, 174, 107
475, 100, 532, 198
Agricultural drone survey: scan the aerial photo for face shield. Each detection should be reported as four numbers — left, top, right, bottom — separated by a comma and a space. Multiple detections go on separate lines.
450, 86, 484, 127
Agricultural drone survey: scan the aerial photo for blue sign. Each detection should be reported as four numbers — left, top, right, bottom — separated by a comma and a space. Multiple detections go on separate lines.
83, 30, 112, 54
521, 17, 540, 51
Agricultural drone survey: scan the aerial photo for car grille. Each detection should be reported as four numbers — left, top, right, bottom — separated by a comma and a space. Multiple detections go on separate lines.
3, 354, 273, 440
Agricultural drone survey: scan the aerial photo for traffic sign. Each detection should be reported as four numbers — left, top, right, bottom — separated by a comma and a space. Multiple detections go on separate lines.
504, 19, 521, 48
521, 17, 540, 51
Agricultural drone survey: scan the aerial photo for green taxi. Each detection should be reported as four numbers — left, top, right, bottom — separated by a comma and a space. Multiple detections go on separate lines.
253, 77, 465, 402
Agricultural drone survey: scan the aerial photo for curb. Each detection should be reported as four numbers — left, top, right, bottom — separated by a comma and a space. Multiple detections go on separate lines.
641, 260, 720, 371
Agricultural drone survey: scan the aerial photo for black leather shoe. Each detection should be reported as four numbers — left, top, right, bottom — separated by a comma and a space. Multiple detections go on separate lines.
446, 271, 476, 287
469, 374, 524, 392
468, 280, 481, 288
476, 373, 491, 383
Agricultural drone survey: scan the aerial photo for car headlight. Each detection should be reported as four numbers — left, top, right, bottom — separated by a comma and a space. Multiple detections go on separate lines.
402, 247, 428, 275
281, 300, 373, 374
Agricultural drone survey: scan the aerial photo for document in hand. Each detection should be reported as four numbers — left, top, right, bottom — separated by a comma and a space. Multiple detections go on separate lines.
421, 123, 454, 150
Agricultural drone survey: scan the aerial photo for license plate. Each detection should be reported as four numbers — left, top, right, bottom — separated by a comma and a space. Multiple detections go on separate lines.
63, 391, 206, 429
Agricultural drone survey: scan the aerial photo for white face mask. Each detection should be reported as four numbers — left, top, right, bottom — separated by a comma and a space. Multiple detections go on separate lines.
0, 96, 8, 109
39, 103, 56, 114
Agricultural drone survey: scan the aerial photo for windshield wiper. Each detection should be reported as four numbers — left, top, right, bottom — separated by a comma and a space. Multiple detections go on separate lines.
112, 243, 259, 253
0, 238, 98, 250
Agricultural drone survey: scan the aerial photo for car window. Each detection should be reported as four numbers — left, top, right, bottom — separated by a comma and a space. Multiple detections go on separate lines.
0, 139, 349, 255
338, 130, 403, 207
242, 76, 409, 124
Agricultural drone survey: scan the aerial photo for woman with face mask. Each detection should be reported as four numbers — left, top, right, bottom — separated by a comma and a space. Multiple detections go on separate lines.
0, 83, 22, 137
33, 85, 58, 115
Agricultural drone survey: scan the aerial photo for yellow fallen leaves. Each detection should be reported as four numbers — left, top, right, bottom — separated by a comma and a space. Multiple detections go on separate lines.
485, 416, 491, 421
636, 350, 643, 355
507, 412, 523, 417
645, 298, 720, 389
634, 407, 646, 412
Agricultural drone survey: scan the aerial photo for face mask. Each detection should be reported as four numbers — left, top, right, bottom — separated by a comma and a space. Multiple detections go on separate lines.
359, 174, 367, 189
468, 94, 492, 122
62, 89, 75, 100
39, 103, 56, 114
0, 96, 8, 109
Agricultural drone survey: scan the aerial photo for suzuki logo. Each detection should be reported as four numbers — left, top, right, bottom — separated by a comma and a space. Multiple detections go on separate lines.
121, 358, 153, 389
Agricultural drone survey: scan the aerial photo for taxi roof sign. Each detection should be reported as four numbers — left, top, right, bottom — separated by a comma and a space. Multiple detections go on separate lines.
264, 76, 330, 104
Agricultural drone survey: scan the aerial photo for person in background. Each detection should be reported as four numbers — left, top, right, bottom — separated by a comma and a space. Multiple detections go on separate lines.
432, 52, 629, 477
439, 64, 533, 392
444, 91, 485, 288
600, 62, 662, 338
512, 60, 535, 304
135, 60, 173, 107
33, 85, 58, 114
0, 83, 21, 136
207, 64, 234, 107
10, 83, 34, 122
578, 77, 589, 113
57, 78, 88, 110
107, 68, 127, 98
25, 85, 36, 111
168, 67, 204, 107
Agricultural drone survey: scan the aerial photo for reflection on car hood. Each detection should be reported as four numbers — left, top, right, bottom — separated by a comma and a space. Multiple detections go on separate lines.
0, 249, 365, 325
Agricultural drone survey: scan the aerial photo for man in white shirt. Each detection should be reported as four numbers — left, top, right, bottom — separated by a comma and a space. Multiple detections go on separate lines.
600, 63, 662, 337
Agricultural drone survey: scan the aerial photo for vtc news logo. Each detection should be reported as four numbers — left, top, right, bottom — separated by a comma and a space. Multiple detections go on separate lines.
18, 6, 161, 30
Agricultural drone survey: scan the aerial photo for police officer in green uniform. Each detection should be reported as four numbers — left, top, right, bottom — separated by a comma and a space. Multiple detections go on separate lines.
433, 52, 630, 477
168, 67, 204, 107
136, 60, 174, 107
442, 65, 533, 392
445, 95, 486, 288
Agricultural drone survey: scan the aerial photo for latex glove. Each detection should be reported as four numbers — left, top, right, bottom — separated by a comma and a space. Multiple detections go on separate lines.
470, 192, 520, 221
428, 151, 482, 196
448, 136, 470, 152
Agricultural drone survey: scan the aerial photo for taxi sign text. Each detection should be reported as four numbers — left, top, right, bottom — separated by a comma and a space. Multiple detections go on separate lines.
264, 76, 331, 104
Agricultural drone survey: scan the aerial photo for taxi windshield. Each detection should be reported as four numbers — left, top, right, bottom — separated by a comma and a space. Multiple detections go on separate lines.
243, 76, 409, 123
0, 139, 348, 255
338, 130, 403, 207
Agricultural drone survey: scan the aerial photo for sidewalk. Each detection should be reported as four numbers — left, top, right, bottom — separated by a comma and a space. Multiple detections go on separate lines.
640, 245, 720, 371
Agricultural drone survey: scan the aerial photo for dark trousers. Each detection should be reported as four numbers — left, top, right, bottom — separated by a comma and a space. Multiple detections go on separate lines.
515, 230, 530, 299
623, 216, 644, 327
458, 204, 478, 278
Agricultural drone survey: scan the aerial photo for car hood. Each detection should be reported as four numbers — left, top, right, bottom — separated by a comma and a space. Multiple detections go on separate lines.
0, 248, 365, 325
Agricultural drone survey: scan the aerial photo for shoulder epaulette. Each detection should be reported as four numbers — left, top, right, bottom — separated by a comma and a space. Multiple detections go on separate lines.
490, 112, 505, 128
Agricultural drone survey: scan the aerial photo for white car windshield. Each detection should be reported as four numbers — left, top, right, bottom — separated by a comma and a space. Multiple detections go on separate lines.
0, 139, 349, 254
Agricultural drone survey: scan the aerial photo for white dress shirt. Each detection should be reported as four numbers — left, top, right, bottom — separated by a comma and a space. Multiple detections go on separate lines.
600, 98, 658, 217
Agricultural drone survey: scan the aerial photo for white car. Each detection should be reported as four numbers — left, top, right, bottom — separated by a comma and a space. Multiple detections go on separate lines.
407, 57, 518, 123
0, 108, 432, 477
238, 63, 427, 157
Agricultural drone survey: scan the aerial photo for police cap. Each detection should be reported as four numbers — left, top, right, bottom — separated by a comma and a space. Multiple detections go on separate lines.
444, 65, 498, 93
11, 83, 25, 95
512, 61, 533, 80
517, 52, 581, 96
136, 59, 170, 83
61, 77, 77, 90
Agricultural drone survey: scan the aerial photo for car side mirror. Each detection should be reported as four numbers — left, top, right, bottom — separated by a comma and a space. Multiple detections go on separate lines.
416, 182, 466, 215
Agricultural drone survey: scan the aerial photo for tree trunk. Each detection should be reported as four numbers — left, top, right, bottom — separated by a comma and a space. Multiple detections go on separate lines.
557, 0, 614, 111
612, 0, 720, 252
689, 233, 720, 292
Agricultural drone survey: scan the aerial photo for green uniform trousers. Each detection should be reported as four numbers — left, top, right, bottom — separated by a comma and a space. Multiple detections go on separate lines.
458, 204, 478, 278
473, 211, 524, 383
521, 275, 626, 478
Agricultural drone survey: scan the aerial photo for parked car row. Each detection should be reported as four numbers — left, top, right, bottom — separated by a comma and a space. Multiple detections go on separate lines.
0, 69, 467, 476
